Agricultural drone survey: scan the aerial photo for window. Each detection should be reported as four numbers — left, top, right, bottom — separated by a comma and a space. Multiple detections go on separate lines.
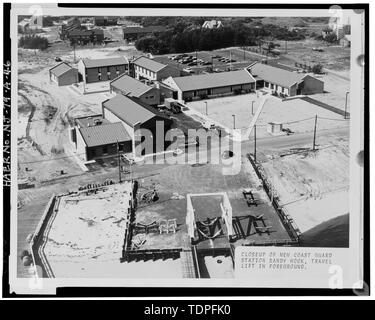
98, 74, 102, 81
98, 67, 101, 74
264, 81, 269, 87
118, 144, 124, 152
271, 84, 275, 90
103, 145, 108, 154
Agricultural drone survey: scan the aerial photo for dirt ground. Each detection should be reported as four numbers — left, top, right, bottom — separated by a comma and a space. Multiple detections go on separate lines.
274, 39, 351, 74
262, 136, 349, 234
187, 94, 349, 139
44, 183, 132, 273
135, 161, 291, 249
310, 72, 350, 112
256, 96, 349, 137
17, 37, 142, 183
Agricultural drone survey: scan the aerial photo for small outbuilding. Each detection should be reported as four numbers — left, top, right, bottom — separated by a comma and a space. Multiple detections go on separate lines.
70, 115, 132, 162
267, 122, 283, 135
49, 62, 78, 86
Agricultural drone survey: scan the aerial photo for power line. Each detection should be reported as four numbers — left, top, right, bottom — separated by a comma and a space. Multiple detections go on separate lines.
317, 116, 350, 121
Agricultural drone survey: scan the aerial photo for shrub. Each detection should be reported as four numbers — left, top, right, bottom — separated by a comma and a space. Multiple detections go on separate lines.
19, 34, 49, 50
312, 63, 324, 74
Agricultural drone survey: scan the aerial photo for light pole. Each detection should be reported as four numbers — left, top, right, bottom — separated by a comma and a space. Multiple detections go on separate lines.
254, 124, 257, 162
232, 114, 236, 129
251, 100, 254, 115
344, 91, 349, 119
116, 140, 121, 182
205, 101, 208, 115
312, 115, 318, 151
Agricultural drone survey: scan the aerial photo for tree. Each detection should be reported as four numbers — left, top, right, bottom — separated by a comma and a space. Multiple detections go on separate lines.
325, 33, 337, 44
19, 35, 49, 50
312, 63, 324, 74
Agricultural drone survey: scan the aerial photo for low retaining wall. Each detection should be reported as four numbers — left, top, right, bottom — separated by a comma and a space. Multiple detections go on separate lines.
241, 239, 299, 246
120, 248, 182, 263
29, 194, 57, 278
247, 154, 301, 243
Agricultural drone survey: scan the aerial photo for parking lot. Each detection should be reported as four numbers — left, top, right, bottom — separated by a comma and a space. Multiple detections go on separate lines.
154, 47, 262, 75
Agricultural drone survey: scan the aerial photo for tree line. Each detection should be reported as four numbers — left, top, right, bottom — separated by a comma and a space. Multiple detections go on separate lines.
135, 22, 306, 54
19, 35, 49, 50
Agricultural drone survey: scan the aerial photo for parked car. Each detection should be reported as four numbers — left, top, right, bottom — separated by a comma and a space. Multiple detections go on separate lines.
55, 57, 62, 62
282, 128, 294, 135
187, 61, 198, 66
184, 68, 195, 74
202, 121, 216, 130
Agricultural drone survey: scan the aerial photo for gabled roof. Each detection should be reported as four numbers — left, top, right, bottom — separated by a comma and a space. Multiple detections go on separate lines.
79, 122, 131, 147
50, 62, 75, 77
248, 63, 306, 88
110, 74, 153, 97
202, 20, 223, 29
103, 94, 158, 126
81, 56, 128, 69
168, 70, 255, 92
133, 56, 167, 73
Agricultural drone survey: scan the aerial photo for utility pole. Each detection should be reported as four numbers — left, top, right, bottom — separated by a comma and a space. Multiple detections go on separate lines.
232, 114, 236, 129
205, 101, 208, 115
312, 115, 318, 151
344, 91, 349, 119
251, 100, 254, 115
73, 41, 76, 63
117, 140, 122, 182
243, 47, 246, 61
254, 124, 257, 162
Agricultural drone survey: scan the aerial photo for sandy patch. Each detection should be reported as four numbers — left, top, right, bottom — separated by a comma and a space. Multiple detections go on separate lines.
44, 182, 135, 277
262, 137, 349, 232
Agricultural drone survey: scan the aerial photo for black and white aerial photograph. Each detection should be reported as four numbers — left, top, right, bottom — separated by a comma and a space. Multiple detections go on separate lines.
2, 2, 368, 297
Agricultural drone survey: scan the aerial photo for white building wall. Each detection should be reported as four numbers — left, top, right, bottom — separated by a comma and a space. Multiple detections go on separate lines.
103, 108, 135, 137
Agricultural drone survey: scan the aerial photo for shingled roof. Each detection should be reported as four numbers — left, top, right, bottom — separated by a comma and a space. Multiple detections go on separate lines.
50, 62, 75, 77
110, 74, 153, 97
103, 94, 159, 126
133, 56, 167, 73
82, 56, 128, 69
79, 122, 131, 147
248, 63, 306, 88
168, 70, 255, 92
